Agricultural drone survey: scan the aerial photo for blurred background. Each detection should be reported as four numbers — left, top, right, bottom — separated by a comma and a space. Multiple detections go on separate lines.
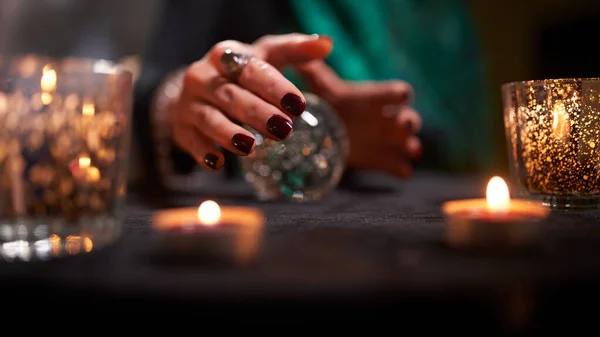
1, 0, 599, 184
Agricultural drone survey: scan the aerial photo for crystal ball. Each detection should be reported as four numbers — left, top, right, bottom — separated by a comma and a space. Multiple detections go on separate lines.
240, 92, 349, 201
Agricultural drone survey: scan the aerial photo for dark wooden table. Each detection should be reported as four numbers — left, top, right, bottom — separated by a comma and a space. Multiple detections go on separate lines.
1, 172, 600, 333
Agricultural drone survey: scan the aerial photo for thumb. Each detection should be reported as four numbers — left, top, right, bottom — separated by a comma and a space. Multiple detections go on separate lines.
254, 33, 333, 69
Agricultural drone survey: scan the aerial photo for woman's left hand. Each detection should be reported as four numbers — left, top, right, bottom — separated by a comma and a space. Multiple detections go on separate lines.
297, 61, 422, 178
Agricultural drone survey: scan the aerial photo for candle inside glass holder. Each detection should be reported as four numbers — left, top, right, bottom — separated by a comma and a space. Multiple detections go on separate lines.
503, 78, 600, 210
0, 55, 132, 262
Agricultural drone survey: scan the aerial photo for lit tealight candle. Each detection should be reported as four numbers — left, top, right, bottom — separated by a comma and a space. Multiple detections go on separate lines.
68, 155, 100, 183
152, 201, 265, 264
40, 65, 56, 105
442, 176, 550, 249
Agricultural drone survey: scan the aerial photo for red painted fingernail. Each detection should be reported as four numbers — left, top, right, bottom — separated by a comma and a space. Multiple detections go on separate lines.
231, 133, 255, 154
267, 115, 293, 140
281, 93, 306, 116
204, 153, 219, 170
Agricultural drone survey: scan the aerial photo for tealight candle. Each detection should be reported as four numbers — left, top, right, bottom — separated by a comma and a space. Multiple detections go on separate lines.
151, 200, 265, 264
442, 176, 550, 249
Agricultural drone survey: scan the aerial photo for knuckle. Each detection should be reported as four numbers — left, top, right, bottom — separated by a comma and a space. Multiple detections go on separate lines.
266, 79, 278, 96
206, 75, 228, 93
245, 103, 260, 119
193, 105, 210, 126
195, 104, 218, 128
402, 107, 421, 120
214, 82, 237, 105
239, 58, 271, 82
395, 81, 414, 99
413, 111, 422, 124
182, 61, 212, 93
395, 108, 422, 132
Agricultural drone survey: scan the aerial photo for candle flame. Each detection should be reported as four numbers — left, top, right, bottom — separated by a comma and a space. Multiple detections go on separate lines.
552, 100, 570, 138
82, 101, 95, 116
486, 176, 510, 211
40, 66, 57, 92
78, 156, 91, 169
198, 200, 221, 226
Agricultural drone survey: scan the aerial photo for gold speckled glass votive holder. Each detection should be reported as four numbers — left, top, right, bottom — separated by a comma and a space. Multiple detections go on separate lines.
503, 78, 600, 210
0, 55, 133, 261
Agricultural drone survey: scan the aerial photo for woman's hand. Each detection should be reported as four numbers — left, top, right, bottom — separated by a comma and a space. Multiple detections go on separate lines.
297, 61, 422, 178
167, 33, 332, 170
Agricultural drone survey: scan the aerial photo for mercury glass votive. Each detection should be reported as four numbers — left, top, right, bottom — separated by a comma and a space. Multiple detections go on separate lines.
502, 78, 600, 210
0, 54, 133, 261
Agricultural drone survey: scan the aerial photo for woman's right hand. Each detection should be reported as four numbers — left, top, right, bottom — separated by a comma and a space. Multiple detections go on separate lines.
166, 33, 333, 171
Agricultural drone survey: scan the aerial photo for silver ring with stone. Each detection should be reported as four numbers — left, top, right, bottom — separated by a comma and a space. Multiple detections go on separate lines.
220, 49, 253, 82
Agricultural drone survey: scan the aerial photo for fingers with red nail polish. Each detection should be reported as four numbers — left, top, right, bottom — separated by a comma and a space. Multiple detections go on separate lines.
168, 33, 332, 171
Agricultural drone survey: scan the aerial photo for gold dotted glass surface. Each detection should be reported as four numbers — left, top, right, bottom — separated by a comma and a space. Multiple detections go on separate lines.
503, 78, 600, 210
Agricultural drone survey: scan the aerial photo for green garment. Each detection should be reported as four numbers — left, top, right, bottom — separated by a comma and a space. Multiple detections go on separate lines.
284, 0, 497, 172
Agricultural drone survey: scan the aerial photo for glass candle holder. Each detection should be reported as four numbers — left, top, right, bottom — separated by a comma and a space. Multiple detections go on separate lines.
502, 78, 600, 210
0, 54, 133, 261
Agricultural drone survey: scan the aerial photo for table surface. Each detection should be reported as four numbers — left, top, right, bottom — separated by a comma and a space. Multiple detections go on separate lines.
2, 171, 600, 329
